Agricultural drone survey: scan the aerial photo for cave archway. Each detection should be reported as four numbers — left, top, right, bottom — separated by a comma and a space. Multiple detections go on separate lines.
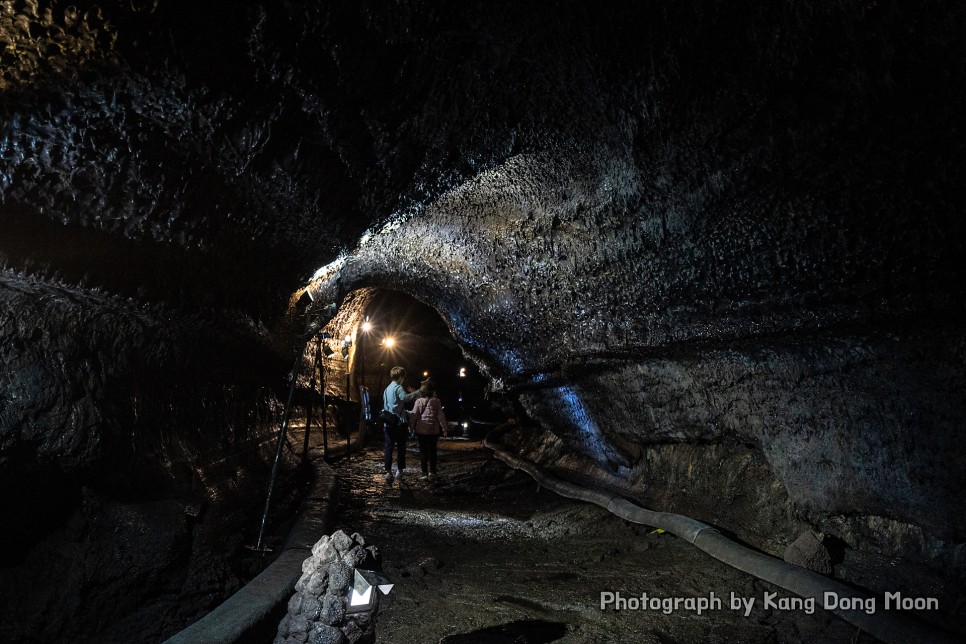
308, 287, 499, 441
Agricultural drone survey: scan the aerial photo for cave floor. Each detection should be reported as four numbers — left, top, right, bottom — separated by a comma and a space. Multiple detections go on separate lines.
329, 440, 875, 644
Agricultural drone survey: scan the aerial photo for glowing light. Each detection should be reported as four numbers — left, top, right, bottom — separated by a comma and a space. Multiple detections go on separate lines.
362, 321, 373, 333
462, 422, 469, 428
459, 367, 466, 378
383, 337, 395, 348
423, 371, 429, 377
349, 584, 372, 608
347, 569, 393, 614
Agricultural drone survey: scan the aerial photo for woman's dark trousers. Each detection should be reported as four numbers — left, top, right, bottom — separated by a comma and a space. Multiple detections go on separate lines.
416, 434, 439, 474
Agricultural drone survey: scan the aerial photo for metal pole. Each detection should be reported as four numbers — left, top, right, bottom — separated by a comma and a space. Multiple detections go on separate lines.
346, 367, 352, 452
256, 351, 303, 552
359, 385, 368, 445
302, 338, 319, 461
321, 350, 329, 459
357, 333, 366, 444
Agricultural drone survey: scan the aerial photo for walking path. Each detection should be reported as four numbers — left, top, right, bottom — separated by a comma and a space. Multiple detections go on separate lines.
329, 441, 869, 644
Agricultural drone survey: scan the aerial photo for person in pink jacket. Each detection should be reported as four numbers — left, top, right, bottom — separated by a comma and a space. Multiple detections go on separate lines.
408, 379, 448, 480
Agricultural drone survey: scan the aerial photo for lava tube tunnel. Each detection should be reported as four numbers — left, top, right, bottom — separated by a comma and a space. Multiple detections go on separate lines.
0, 2, 964, 643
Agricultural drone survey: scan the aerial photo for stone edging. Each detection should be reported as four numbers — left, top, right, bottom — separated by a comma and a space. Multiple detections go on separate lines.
164, 459, 339, 644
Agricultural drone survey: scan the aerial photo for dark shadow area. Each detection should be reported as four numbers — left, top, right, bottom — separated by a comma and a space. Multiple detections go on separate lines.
0, 455, 79, 568
0, 205, 299, 316
439, 619, 569, 644
236, 600, 290, 644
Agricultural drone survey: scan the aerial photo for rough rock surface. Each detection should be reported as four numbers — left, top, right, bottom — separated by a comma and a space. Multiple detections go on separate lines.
277, 530, 381, 644
784, 531, 833, 576
1, 0, 964, 638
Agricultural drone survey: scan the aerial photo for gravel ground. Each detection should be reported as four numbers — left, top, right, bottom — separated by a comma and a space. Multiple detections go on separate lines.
330, 440, 875, 644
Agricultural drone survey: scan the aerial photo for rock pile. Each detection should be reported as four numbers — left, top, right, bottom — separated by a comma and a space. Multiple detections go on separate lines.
275, 530, 382, 644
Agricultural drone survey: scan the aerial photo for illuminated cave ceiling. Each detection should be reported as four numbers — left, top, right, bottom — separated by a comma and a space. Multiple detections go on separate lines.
1, 0, 965, 594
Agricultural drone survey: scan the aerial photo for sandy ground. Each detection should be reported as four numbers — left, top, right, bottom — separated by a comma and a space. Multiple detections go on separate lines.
329, 440, 876, 644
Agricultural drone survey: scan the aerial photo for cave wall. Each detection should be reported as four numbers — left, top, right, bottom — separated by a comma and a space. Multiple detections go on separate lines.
0, 268, 303, 640
0, 271, 287, 476
0, 2, 403, 635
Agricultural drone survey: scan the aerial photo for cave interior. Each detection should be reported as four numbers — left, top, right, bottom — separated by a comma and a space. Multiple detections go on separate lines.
0, 0, 964, 641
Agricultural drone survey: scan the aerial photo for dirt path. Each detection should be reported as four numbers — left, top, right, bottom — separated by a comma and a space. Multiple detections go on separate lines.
330, 440, 872, 644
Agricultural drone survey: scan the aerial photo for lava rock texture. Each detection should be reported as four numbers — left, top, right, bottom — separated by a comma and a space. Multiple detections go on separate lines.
277, 530, 381, 644
1, 0, 965, 638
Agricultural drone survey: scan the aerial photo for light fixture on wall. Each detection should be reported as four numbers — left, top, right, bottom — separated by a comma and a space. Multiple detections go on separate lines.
297, 289, 314, 309
341, 335, 352, 360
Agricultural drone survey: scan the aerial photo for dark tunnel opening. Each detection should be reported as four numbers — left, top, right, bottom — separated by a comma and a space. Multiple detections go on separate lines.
350, 288, 497, 435
309, 287, 502, 440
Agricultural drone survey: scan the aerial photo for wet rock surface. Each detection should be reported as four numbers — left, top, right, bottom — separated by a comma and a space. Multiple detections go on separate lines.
331, 442, 884, 643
